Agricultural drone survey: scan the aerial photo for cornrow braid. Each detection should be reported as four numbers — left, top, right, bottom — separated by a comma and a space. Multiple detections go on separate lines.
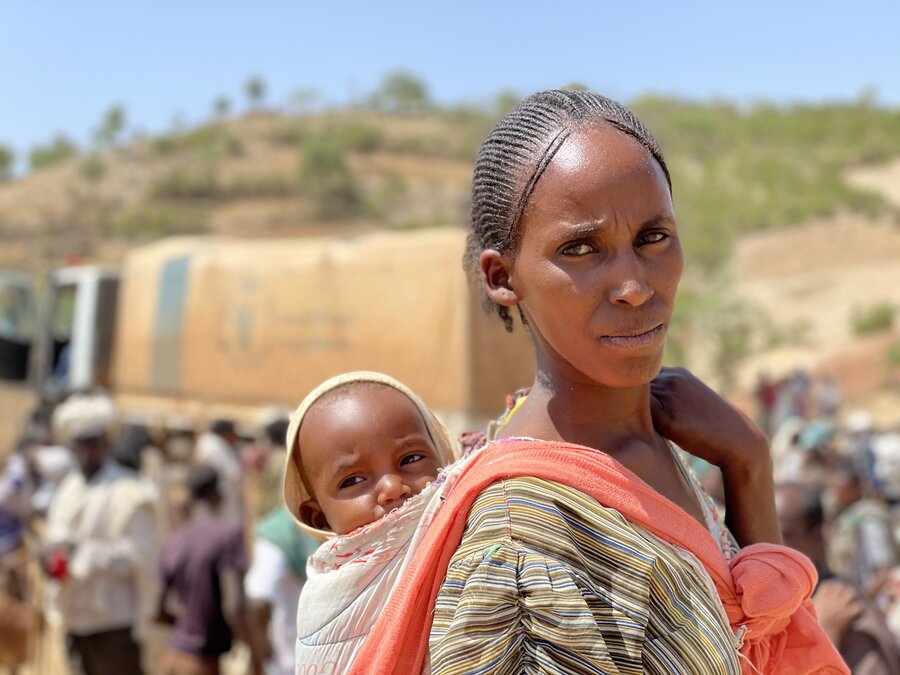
464, 90, 672, 331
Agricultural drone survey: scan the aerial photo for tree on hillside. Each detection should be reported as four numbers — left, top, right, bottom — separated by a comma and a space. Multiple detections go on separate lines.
297, 135, 360, 219
29, 134, 78, 171
0, 144, 14, 181
371, 70, 429, 113
213, 95, 232, 120
94, 104, 127, 148
245, 76, 266, 110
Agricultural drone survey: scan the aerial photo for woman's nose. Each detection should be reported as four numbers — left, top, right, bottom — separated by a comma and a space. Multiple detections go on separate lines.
606, 252, 653, 306
376, 474, 411, 505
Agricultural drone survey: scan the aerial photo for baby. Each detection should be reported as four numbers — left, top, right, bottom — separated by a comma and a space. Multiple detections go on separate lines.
284, 371, 455, 538
283, 371, 457, 672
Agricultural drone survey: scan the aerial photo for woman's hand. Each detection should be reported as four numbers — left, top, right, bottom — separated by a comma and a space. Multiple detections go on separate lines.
650, 366, 769, 473
651, 367, 782, 546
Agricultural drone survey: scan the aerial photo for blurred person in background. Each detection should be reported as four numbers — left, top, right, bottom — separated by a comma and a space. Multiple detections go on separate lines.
43, 394, 159, 675
0, 434, 41, 671
156, 464, 263, 675
0, 436, 34, 581
20, 426, 76, 518
843, 411, 880, 495
825, 458, 898, 604
872, 431, 900, 508
754, 370, 779, 437
241, 412, 302, 675
245, 505, 319, 675
194, 420, 244, 524
816, 374, 842, 420
777, 481, 900, 674
249, 415, 291, 520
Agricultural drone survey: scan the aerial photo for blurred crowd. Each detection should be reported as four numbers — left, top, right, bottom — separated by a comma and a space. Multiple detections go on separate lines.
0, 393, 317, 675
757, 369, 900, 672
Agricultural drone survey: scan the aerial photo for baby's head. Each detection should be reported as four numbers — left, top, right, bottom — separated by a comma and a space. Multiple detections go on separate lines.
283, 372, 456, 539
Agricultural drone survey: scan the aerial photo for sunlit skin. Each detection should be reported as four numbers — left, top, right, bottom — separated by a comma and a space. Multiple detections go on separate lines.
480, 124, 707, 525
297, 386, 441, 535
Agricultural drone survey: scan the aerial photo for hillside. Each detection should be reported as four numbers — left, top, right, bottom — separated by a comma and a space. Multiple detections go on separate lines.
2, 97, 900, 416
0, 110, 486, 274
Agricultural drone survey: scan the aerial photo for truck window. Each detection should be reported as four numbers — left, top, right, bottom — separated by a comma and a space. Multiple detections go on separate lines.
0, 281, 33, 341
50, 283, 77, 380
0, 275, 36, 381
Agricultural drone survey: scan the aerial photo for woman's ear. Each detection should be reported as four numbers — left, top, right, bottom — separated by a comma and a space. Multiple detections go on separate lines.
479, 249, 519, 308
299, 499, 330, 531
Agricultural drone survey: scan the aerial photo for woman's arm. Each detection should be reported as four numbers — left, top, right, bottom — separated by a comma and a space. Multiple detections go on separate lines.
651, 367, 783, 547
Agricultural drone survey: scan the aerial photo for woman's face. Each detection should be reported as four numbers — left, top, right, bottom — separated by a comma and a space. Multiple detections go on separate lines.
499, 123, 682, 389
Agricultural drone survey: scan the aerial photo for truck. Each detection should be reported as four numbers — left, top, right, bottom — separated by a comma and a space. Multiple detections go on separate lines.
0, 228, 535, 454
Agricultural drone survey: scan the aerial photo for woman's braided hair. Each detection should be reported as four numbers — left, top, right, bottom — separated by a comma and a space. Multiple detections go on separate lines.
464, 89, 672, 331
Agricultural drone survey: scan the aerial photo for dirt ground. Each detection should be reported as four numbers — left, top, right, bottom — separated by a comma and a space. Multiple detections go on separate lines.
731, 214, 900, 424
0, 384, 35, 460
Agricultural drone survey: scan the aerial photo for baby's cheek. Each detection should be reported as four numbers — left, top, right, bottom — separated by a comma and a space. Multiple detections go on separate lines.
413, 473, 438, 495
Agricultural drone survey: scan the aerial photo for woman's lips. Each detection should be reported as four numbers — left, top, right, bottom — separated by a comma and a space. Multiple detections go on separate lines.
600, 323, 666, 349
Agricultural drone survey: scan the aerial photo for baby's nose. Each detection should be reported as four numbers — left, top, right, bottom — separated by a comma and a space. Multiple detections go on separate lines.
377, 474, 411, 506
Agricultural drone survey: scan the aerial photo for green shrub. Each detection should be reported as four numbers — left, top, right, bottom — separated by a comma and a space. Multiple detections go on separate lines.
29, 135, 78, 171
79, 154, 106, 182
103, 206, 208, 238
268, 122, 307, 146
0, 144, 15, 181
888, 339, 900, 366
853, 304, 895, 335
151, 169, 220, 200
336, 123, 383, 153
151, 126, 242, 160
223, 174, 295, 198
297, 135, 361, 219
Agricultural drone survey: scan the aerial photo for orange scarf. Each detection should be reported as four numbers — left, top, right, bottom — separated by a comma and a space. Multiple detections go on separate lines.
350, 439, 847, 675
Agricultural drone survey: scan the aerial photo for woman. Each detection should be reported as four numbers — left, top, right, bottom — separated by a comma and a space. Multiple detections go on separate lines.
347, 90, 846, 674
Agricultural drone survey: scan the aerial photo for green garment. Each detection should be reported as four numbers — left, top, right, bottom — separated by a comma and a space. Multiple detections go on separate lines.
256, 506, 320, 581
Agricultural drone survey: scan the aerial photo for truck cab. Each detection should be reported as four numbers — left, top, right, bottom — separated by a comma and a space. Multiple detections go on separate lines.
0, 266, 119, 414
39, 266, 120, 395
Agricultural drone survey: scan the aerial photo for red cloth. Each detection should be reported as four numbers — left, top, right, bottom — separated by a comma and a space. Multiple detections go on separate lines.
350, 439, 847, 675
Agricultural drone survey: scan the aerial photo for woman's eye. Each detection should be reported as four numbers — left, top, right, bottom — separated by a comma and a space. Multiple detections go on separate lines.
638, 231, 667, 246
400, 453, 425, 466
338, 475, 364, 489
561, 242, 594, 256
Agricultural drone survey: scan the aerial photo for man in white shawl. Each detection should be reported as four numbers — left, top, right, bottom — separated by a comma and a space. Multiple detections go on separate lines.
44, 394, 159, 675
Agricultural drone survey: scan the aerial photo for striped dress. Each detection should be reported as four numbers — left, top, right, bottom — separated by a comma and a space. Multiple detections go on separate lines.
429, 473, 745, 674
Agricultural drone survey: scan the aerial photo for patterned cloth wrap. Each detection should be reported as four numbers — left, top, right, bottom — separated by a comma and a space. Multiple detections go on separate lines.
294, 460, 466, 674
349, 439, 848, 675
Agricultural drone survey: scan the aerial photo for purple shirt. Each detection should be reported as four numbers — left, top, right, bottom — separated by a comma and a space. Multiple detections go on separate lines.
160, 516, 246, 657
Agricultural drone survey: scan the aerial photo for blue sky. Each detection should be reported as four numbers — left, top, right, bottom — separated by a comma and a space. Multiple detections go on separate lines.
3, 1, 899, 158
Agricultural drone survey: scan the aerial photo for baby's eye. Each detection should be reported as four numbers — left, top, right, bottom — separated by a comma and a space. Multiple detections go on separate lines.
400, 453, 426, 466
338, 475, 364, 490
560, 242, 594, 256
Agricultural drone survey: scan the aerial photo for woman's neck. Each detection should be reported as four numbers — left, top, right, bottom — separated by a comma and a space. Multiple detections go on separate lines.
499, 367, 659, 452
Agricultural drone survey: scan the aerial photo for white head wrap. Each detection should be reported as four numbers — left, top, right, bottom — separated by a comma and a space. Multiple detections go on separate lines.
52, 394, 116, 445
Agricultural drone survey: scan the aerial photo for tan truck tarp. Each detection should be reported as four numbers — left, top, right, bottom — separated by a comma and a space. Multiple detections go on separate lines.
112, 229, 534, 432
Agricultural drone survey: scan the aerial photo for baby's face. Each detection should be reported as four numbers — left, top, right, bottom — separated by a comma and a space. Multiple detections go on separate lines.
298, 385, 441, 535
